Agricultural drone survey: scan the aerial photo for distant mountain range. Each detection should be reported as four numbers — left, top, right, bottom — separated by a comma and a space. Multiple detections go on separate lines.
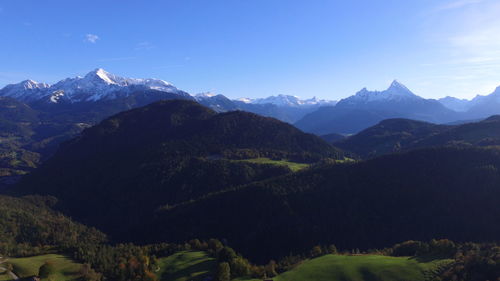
0, 69, 337, 124
3, 69, 500, 134
295, 80, 461, 135
295, 81, 500, 135
2, 68, 500, 185
438, 86, 500, 115
195, 93, 335, 123
0, 68, 190, 103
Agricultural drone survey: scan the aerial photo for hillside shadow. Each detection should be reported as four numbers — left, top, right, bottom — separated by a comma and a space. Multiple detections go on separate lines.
160, 259, 216, 281
359, 267, 383, 281
409, 255, 445, 263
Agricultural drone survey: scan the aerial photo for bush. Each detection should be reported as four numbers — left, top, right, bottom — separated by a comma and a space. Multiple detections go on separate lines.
38, 261, 56, 278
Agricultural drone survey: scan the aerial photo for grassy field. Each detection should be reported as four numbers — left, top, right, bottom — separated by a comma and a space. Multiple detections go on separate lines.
0, 254, 83, 281
156, 251, 216, 281
236, 158, 309, 172
237, 157, 356, 172
237, 254, 451, 281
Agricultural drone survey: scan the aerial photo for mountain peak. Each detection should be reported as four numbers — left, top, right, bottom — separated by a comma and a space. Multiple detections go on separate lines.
388, 80, 411, 93
339, 80, 420, 107
84, 68, 117, 85
20, 79, 50, 89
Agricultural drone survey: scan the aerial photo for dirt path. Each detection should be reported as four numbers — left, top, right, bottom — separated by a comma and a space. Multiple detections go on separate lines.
0, 257, 20, 280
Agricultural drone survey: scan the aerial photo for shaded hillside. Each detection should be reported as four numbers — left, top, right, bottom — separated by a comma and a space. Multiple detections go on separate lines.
0, 195, 106, 256
15, 100, 341, 242
0, 90, 194, 187
320, 133, 346, 143
335, 119, 451, 157
336, 116, 500, 158
145, 147, 500, 261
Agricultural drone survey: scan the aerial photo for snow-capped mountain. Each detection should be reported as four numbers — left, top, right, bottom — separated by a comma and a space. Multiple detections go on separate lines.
242, 94, 336, 107
194, 93, 238, 112
0, 79, 50, 101
296, 80, 460, 135
0, 68, 189, 103
194, 93, 337, 123
338, 80, 421, 107
194, 92, 218, 99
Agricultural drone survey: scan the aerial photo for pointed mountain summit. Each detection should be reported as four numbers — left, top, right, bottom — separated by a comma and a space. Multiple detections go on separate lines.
295, 80, 459, 135
339, 80, 420, 106
388, 79, 412, 92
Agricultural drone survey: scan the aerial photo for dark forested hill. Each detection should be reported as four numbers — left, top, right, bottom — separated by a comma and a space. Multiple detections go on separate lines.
336, 116, 500, 158
142, 146, 500, 262
334, 118, 451, 157
0, 195, 106, 256
0, 90, 194, 187
15, 100, 341, 244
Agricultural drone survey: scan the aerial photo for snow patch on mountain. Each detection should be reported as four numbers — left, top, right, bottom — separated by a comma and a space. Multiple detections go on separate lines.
0, 79, 50, 101
0, 68, 183, 103
194, 92, 217, 99
339, 80, 421, 106
242, 94, 336, 107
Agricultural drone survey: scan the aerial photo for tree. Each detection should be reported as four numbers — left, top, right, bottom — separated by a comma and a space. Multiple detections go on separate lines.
328, 244, 338, 254
215, 262, 230, 281
39, 261, 56, 278
310, 246, 323, 257
217, 247, 237, 263
79, 264, 101, 281
265, 260, 278, 277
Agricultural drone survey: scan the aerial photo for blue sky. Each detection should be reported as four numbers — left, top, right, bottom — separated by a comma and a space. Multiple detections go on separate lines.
1, 0, 499, 100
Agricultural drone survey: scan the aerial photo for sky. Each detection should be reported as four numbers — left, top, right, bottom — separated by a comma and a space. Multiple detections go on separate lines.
0, 0, 499, 100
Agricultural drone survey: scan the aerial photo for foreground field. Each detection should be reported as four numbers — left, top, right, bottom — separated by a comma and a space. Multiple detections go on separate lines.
156, 251, 216, 281
0, 254, 83, 281
238, 254, 451, 281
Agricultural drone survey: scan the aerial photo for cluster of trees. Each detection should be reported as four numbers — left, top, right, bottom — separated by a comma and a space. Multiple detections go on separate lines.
440, 243, 500, 281
388, 239, 458, 258
70, 243, 159, 281
385, 240, 500, 281
0, 195, 106, 257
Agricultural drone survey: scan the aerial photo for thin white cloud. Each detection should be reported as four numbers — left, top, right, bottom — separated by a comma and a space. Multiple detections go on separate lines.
434, 0, 485, 12
97, 57, 136, 62
85, 34, 99, 44
418, 0, 500, 98
153, 65, 185, 69
135, 41, 155, 50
